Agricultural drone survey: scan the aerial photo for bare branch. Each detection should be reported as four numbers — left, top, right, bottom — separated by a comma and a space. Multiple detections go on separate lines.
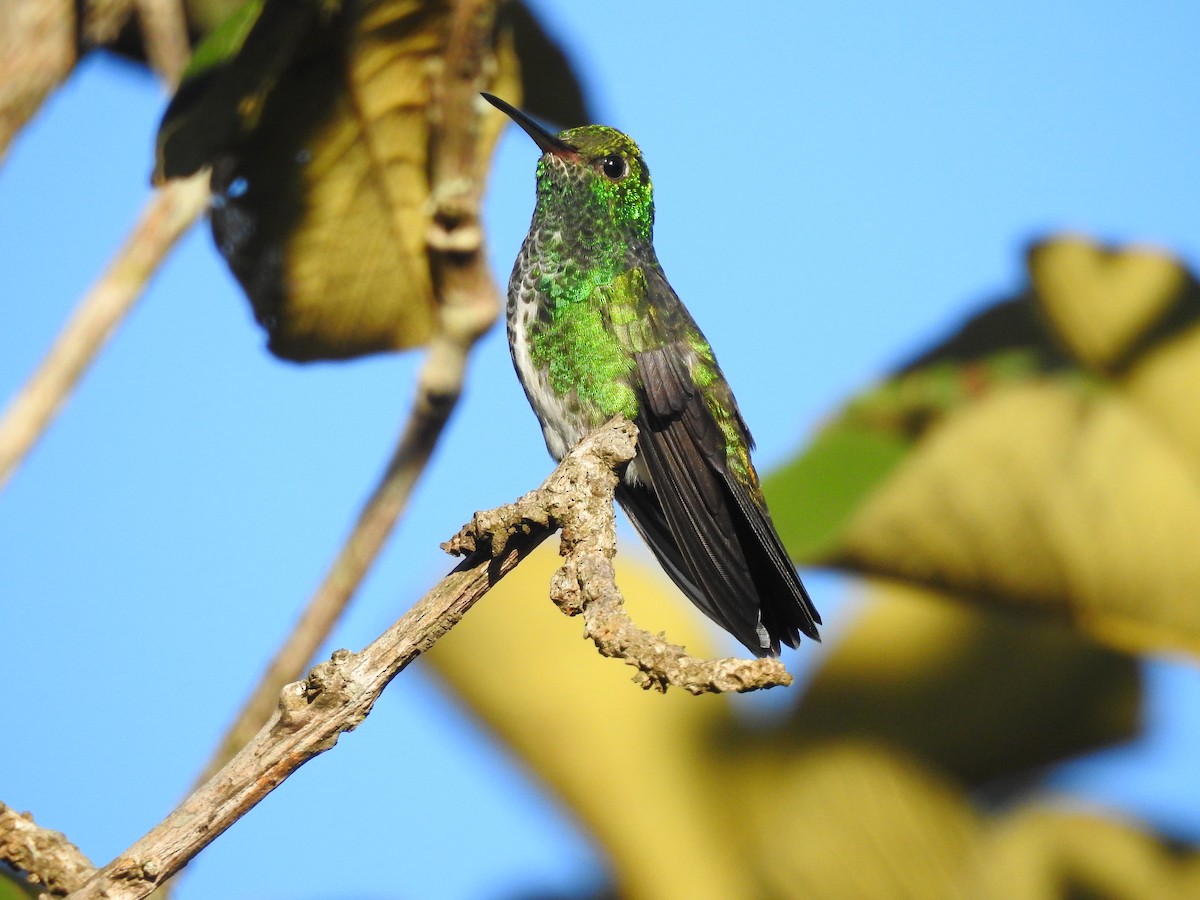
445, 418, 794, 695
0, 172, 210, 490
192, 396, 478, 787
0, 0, 78, 162
80, 0, 138, 48
134, 0, 191, 86
0, 802, 96, 897
0, 0, 144, 163
63, 418, 635, 900
0, 0, 192, 487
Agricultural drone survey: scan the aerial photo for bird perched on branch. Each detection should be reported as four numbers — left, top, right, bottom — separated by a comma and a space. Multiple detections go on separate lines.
484, 93, 820, 657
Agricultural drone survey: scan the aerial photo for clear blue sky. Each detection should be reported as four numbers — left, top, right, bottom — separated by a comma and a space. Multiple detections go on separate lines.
3, 2, 1199, 897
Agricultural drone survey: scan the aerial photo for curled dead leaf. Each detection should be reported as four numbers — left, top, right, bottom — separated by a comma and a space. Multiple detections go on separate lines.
156, 0, 585, 361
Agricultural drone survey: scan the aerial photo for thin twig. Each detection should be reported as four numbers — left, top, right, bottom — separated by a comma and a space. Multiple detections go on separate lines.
64, 419, 636, 900
0, 172, 210, 490
0, 802, 96, 897
0, 0, 190, 487
188, 0, 504, 791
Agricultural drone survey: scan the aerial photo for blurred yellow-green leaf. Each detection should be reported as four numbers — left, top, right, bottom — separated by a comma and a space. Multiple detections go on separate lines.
428, 546, 988, 899
767, 236, 1200, 659
428, 542, 752, 899
1029, 236, 1190, 372
729, 741, 983, 899
155, 0, 586, 361
1123, 319, 1200, 465
421, 242, 1199, 890
839, 381, 1200, 654
783, 580, 1140, 785
422, 541, 1170, 899
978, 806, 1200, 899
765, 295, 1071, 560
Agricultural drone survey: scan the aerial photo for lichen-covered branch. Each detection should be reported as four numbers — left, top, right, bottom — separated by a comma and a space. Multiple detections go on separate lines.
0, 802, 96, 897
30, 421, 776, 900
61, 417, 637, 900
570, 552, 794, 694
445, 417, 793, 695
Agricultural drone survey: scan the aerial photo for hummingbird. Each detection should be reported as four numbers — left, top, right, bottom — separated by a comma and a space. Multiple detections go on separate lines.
483, 93, 820, 657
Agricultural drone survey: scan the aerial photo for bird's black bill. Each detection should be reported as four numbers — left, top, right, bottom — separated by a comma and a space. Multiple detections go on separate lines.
481, 92, 574, 156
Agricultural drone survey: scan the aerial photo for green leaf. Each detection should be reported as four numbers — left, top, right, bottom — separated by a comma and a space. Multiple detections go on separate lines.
185, 0, 267, 34
0, 868, 39, 899
180, 0, 265, 85
764, 422, 909, 562
154, 0, 320, 184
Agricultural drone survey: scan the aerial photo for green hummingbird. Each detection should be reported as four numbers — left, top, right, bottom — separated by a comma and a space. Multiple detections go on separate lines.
484, 93, 820, 657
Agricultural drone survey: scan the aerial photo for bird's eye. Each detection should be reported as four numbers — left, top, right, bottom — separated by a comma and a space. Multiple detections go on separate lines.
600, 154, 627, 179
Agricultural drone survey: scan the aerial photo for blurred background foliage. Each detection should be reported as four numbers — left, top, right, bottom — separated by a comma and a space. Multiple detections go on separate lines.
430, 235, 1200, 898
3, 0, 1199, 897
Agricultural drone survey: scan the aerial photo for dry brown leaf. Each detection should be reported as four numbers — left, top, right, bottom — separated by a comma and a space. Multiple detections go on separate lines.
157, 0, 536, 360
204, 0, 520, 360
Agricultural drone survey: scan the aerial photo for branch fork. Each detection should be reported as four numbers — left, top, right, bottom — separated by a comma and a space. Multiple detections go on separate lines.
445, 417, 794, 695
